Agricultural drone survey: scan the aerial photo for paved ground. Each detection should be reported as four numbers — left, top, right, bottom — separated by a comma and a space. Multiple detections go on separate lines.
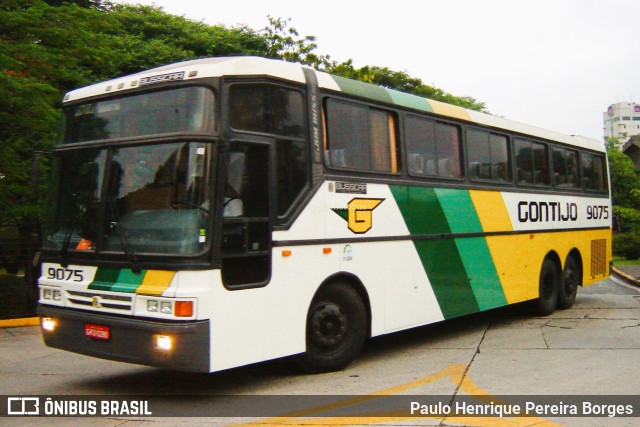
0, 277, 639, 426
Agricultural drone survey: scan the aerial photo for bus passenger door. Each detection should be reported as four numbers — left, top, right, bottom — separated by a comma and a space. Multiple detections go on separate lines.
220, 142, 272, 288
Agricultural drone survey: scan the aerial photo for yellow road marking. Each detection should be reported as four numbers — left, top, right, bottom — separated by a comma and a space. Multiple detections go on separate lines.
231, 364, 563, 427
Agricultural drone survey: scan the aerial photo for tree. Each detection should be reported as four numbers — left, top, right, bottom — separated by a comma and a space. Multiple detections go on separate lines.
607, 138, 640, 258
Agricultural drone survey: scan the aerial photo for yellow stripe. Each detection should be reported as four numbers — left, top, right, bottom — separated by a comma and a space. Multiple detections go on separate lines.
135, 270, 175, 296
469, 190, 513, 232
428, 99, 471, 121
0, 317, 40, 328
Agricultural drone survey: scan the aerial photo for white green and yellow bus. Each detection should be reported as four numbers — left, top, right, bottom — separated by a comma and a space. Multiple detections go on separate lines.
38, 57, 611, 373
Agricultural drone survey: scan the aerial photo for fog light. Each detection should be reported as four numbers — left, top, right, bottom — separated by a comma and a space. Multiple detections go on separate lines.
160, 301, 172, 314
147, 300, 158, 312
43, 289, 52, 300
42, 317, 56, 332
155, 335, 173, 351
53, 290, 62, 301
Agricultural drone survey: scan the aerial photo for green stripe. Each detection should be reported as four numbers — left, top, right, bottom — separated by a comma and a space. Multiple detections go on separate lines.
88, 268, 146, 293
390, 186, 479, 318
331, 75, 394, 104
88, 268, 120, 291
111, 269, 146, 292
388, 89, 433, 113
434, 189, 507, 310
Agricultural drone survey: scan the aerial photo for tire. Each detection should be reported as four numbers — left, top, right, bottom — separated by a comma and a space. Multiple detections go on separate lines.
294, 282, 367, 373
534, 258, 559, 316
558, 256, 580, 309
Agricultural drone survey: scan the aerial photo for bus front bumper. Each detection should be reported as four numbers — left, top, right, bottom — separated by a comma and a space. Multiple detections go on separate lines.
38, 305, 210, 372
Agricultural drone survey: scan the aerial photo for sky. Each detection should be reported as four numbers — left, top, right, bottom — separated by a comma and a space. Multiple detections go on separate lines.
112, 0, 640, 141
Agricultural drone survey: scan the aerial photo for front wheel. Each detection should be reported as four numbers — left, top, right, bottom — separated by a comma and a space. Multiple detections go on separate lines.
294, 282, 367, 373
534, 258, 559, 316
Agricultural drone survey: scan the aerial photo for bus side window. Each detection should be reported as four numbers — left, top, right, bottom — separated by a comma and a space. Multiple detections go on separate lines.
582, 153, 607, 192
515, 139, 549, 186
405, 116, 461, 179
552, 147, 580, 189
324, 99, 398, 173
467, 128, 511, 182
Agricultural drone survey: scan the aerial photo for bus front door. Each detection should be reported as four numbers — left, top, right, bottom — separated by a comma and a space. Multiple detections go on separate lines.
220, 142, 272, 288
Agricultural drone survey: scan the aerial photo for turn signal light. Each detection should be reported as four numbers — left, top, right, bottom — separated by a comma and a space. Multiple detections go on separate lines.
175, 301, 193, 317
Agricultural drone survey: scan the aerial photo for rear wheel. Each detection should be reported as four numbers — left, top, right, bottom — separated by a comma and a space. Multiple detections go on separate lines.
534, 258, 559, 316
558, 256, 580, 309
294, 282, 367, 373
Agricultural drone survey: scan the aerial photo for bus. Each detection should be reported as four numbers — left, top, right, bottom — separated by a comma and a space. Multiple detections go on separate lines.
38, 56, 612, 373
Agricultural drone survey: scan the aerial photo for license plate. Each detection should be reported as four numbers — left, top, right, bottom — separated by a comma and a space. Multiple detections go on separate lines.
85, 323, 110, 341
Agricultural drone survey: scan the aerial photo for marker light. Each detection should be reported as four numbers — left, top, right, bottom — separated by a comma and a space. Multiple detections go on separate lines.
53, 290, 62, 301
155, 335, 173, 351
42, 318, 56, 332
43, 289, 52, 300
147, 300, 158, 312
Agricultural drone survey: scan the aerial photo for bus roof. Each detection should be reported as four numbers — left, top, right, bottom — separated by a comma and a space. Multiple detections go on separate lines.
64, 56, 604, 152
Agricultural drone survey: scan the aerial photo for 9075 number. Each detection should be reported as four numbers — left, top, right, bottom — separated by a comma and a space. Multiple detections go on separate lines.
586, 205, 609, 220
47, 267, 84, 282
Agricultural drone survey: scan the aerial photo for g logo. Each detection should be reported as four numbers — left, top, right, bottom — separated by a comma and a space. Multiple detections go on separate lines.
333, 198, 384, 234
91, 296, 102, 308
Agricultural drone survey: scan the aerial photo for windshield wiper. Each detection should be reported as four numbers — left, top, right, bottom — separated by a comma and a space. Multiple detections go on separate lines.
108, 197, 141, 273
59, 220, 77, 267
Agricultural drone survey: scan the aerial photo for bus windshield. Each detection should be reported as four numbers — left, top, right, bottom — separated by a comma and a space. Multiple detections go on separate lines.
62, 87, 215, 143
44, 142, 212, 256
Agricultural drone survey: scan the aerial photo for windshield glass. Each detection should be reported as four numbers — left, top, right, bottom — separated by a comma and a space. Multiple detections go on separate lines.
44, 142, 212, 256
63, 87, 215, 143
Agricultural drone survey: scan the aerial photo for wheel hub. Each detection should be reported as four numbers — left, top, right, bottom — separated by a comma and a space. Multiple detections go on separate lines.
311, 303, 347, 347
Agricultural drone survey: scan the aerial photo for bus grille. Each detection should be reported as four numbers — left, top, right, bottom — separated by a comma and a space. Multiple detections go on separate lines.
590, 239, 607, 277
66, 290, 133, 314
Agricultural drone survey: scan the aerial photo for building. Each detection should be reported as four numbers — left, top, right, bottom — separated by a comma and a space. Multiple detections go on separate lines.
604, 102, 640, 141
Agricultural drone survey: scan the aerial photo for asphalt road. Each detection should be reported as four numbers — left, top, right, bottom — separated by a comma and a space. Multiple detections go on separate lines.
1, 277, 639, 426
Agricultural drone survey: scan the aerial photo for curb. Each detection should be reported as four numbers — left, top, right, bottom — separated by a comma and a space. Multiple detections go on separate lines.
612, 267, 640, 287
0, 317, 39, 328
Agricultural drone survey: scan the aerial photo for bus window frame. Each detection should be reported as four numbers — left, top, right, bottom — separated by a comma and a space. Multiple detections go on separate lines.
322, 96, 401, 176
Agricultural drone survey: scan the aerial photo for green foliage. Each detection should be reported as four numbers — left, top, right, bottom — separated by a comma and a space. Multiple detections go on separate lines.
262, 16, 331, 68
613, 233, 640, 260
607, 138, 640, 258
607, 138, 640, 209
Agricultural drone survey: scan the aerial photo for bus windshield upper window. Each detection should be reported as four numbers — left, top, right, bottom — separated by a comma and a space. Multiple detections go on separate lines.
63, 87, 215, 143
229, 84, 305, 138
